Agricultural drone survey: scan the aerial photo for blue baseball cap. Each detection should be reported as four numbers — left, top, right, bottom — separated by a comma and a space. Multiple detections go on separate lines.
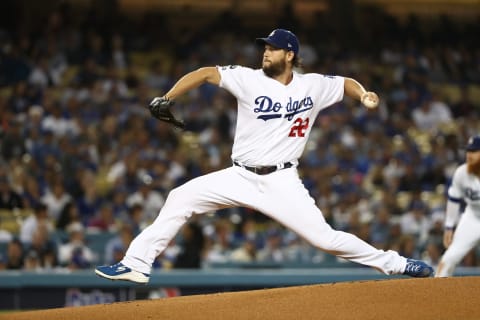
256, 29, 299, 55
466, 135, 480, 152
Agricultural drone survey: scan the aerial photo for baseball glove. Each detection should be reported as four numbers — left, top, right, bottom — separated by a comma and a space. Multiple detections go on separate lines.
148, 97, 185, 130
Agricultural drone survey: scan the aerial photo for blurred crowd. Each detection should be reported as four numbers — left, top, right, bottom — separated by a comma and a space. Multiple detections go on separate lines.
1, 4, 480, 273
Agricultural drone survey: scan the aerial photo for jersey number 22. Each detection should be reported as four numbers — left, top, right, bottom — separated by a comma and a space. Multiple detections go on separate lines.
288, 117, 310, 137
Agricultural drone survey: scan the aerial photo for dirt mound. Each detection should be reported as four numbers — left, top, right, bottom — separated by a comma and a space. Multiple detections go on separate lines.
3, 277, 479, 320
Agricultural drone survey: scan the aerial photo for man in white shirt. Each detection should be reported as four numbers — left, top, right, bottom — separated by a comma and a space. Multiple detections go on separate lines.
20, 203, 53, 244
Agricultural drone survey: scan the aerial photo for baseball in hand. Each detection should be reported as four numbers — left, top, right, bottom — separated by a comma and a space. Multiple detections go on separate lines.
361, 92, 379, 109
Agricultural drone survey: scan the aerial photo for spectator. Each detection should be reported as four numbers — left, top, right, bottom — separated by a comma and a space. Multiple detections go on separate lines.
145, 59, 170, 91
41, 179, 72, 222
57, 222, 95, 269
173, 222, 205, 269
6, 81, 32, 115
155, 239, 181, 270
0, 221, 12, 242
109, 186, 130, 220
25, 223, 57, 267
6, 238, 24, 270
102, 64, 129, 99
104, 224, 134, 265
126, 174, 165, 224
44, 35, 68, 85
370, 205, 393, 250
110, 33, 129, 70
21, 174, 43, 209
42, 248, 58, 270
422, 240, 443, 270
400, 201, 432, 247
106, 151, 139, 191
28, 56, 54, 90
230, 239, 257, 263
392, 234, 419, 260
257, 228, 286, 263
204, 219, 234, 264
40, 103, 80, 138
0, 174, 24, 210
76, 169, 103, 224
19, 203, 54, 244
451, 86, 478, 118
56, 201, 81, 231
26, 105, 45, 131
396, 162, 424, 192
121, 203, 146, 235
282, 233, 326, 264
87, 203, 118, 233
1, 119, 27, 162
232, 218, 263, 249
23, 249, 42, 271
412, 94, 452, 133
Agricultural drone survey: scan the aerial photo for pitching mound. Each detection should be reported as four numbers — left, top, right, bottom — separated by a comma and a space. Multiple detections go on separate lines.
3, 277, 479, 320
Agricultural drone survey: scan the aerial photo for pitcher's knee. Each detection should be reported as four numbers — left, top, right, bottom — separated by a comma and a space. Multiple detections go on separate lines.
165, 183, 195, 204
165, 187, 182, 203
161, 186, 191, 214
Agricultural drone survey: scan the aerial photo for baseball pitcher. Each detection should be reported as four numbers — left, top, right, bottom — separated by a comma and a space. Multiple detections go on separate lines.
96, 29, 433, 283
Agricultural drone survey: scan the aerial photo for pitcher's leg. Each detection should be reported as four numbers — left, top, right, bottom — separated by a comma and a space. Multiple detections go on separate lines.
314, 227, 407, 274
436, 210, 480, 277
272, 207, 406, 274
121, 187, 197, 274
121, 167, 259, 274
260, 169, 406, 274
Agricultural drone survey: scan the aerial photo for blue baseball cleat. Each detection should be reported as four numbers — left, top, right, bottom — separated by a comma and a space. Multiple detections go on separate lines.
95, 262, 150, 284
403, 259, 434, 278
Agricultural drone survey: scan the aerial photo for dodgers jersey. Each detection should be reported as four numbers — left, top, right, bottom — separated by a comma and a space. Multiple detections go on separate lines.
448, 164, 480, 209
218, 65, 344, 166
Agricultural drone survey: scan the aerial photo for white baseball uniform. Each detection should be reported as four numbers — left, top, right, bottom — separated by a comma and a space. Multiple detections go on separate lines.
121, 66, 407, 275
436, 163, 480, 277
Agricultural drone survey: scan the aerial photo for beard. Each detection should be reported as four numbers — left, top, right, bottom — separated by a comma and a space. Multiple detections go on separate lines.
262, 59, 287, 78
467, 160, 480, 176
467, 152, 480, 175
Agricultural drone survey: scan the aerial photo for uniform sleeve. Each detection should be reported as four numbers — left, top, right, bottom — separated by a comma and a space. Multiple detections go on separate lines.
445, 167, 464, 228
447, 167, 464, 201
315, 75, 345, 109
218, 65, 247, 99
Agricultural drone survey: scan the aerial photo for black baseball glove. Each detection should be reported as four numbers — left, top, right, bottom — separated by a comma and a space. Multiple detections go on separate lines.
148, 97, 185, 130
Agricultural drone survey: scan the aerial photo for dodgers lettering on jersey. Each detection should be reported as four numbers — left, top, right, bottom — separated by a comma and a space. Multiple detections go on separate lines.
449, 164, 480, 208
218, 65, 344, 166
254, 96, 314, 121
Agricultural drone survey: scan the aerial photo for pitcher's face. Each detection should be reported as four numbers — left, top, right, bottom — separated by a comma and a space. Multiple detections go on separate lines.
261, 45, 288, 78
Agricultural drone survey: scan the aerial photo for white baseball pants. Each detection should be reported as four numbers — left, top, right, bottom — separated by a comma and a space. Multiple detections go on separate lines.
436, 208, 480, 277
122, 166, 407, 274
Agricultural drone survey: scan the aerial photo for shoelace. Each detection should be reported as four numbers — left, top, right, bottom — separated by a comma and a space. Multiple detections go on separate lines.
405, 262, 421, 273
